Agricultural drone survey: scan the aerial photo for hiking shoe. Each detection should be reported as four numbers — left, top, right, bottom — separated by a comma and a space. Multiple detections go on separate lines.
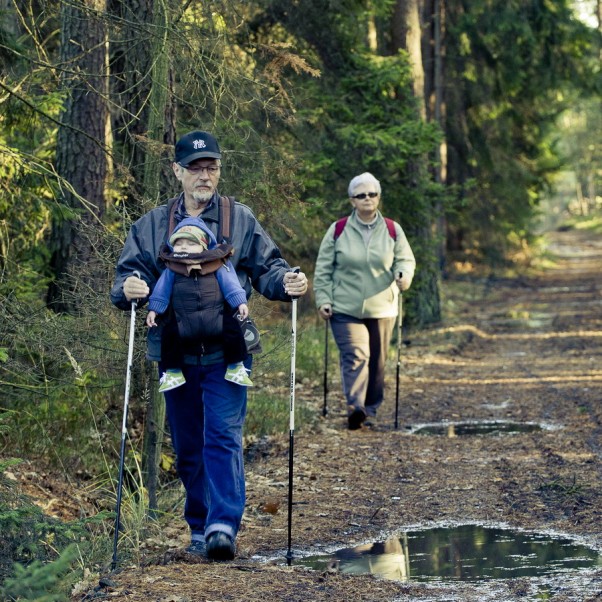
206, 531, 235, 561
186, 539, 206, 557
364, 416, 377, 428
158, 369, 186, 392
348, 408, 366, 430
225, 364, 253, 387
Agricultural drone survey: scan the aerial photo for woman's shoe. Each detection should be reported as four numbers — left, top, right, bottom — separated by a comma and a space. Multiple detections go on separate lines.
348, 408, 366, 430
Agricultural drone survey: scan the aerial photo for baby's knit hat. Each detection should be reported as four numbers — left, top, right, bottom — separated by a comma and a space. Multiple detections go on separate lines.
169, 225, 209, 249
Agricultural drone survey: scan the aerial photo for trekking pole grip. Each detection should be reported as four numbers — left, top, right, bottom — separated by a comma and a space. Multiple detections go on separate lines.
132, 270, 141, 308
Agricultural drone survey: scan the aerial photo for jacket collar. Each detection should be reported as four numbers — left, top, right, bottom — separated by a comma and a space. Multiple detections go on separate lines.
175, 191, 220, 224
350, 208, 383, 228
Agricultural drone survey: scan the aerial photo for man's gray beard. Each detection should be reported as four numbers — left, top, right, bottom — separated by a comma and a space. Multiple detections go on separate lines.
192, 191, 212, 203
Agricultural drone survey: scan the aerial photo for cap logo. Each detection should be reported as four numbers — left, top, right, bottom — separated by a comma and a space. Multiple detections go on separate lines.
193, 139, 207, 150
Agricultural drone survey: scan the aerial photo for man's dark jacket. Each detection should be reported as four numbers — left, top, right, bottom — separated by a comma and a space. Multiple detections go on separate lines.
110, 192, 292, 361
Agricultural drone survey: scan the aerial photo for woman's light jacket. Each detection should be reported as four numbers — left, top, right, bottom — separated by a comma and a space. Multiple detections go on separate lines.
314, 210, 416, 319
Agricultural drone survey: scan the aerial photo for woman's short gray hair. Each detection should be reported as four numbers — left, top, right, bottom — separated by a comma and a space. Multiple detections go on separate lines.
348, 172, 381, 197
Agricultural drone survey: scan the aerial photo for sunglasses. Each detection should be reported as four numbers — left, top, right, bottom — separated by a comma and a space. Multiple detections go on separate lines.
352, 192, 379, 199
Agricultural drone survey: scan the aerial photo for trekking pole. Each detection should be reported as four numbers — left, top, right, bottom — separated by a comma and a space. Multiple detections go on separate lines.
111, 271, 140, 571
286, 267, 300, 566
394, 272, 403, 430
322, 318, 329, 417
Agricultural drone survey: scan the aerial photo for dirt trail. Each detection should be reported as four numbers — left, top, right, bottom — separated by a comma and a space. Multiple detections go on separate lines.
77, 228, 602, 601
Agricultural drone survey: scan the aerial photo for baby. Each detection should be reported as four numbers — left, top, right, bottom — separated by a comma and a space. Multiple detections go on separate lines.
146, 218, 253, 391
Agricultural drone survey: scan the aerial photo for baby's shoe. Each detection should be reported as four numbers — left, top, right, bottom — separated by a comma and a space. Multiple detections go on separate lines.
159, 369, 186, 392
225, 363, 253, 387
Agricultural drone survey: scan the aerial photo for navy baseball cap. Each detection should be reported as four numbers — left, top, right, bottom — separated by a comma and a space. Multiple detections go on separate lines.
175, 131, 222, 166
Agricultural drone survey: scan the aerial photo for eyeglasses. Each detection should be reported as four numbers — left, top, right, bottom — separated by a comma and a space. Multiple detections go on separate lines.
352, 192, 379, 199
180, 164, 220, 176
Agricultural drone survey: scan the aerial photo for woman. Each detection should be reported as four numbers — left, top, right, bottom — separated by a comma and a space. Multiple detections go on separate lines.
314, 172, 416, 430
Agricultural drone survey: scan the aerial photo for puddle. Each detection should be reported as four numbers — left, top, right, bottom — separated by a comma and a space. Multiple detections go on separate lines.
536, 285, 591, 294
407, 420, 544, 437
488, 312, 555, 329
296, 525, 602, 582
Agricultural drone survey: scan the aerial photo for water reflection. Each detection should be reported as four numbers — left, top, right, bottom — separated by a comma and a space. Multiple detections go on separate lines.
298, 525, 602, 582
411, 421, 542, 437
330, 534, 411, 580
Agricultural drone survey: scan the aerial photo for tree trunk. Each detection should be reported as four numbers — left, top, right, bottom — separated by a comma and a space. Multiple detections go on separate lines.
433, 0, 447, 271
110, 0, 154, 210
142, 0, 176, 206
408, 232, 441, 325
136, 0, 175, 513
424, 0, 451, 268
391, 0, 441, 325
0, 0, 20, 36
48, 0, 110, 312
111, 0, 176, 213
391, 0, 426, 118
142, 362, 165, 516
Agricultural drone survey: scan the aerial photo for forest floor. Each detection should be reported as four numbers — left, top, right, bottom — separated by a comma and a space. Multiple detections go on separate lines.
23, 227, 602, 600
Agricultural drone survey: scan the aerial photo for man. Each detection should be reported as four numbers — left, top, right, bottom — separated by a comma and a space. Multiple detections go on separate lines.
110, 130, 308, 560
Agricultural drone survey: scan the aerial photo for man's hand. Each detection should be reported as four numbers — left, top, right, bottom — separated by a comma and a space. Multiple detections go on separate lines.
124, 275, 149, 301
146, 311, 158, 328
283, 270, 308, 297
318, 304, 332, 320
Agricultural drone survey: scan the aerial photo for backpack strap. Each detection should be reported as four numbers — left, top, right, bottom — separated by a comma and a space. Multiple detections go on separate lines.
167, 195, 235, 243
334, 215, 397, 240
333, 217, 349, 240
167, 196, 179, 238
384, 218, 397, 241
218, 196, 235, 243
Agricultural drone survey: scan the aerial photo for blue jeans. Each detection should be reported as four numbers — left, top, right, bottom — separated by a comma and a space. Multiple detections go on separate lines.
161, 356, 251, 541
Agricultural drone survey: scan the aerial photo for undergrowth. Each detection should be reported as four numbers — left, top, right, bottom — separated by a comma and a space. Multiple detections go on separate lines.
0, 455, 107, 599
0, 308, 329, 595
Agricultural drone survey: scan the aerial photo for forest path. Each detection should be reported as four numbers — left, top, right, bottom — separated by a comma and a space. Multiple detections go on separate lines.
77, 227, 602, 601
